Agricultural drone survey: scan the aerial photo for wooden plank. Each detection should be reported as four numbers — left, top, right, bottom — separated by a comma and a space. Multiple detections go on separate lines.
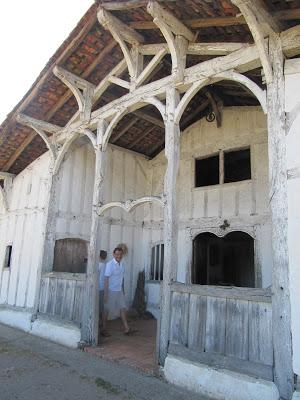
171, 283, 271, 303
205, 296, 226, 354
61, 279, 76, 320
248, 301, 273, 366
169, 344, 274, 382
54, 278, 65, 317
46, 277, 57, 316
188, 294, 207, 351
73, 279, 84, 323
169, 292, 189, 346
38, 277, 49, 314
225, 299, 249, 360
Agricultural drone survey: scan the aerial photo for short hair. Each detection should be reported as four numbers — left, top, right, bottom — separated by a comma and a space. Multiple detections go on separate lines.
113, 247, 123, 254
100, 250, 107, 259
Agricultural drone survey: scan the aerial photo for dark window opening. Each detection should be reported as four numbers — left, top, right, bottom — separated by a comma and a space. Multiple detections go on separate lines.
224, 148, 251, 183
4, 245, 12, 269
150, 243, 164, 281
53, 238, 88, 274
195, 155, 219, 187
192, 231, 255, 288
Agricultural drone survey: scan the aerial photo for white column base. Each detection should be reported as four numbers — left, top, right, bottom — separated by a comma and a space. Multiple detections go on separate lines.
164, 354, 279, 400
0, 307, 80, 348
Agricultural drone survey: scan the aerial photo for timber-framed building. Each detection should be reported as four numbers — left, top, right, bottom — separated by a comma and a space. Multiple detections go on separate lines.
0, 1, 300, 399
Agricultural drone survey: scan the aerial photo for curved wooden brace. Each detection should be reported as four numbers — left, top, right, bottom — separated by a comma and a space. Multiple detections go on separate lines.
53, 66, 95, 121
231, 0, 273, 85
174, 78, 211, 124
286, 101, 300, 133
0, 186, 8, 213
52, 132, 80, 175
96, 196, 165, 216
143, 96, 166, 121
213, 70, 267, 114
102, 108, 128, 151
82, 129, 97, 149
17, 113, 59, 162
152, 17, 187, 83
175, 71, 267, 124
112, 33, 136, 79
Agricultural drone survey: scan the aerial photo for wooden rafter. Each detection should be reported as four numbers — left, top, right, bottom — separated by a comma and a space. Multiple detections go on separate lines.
127, 125, 156, 149
53, 66, 96, 121
181, 98, 210, 130
204, 90, 223, 128
111, 117, 139, 143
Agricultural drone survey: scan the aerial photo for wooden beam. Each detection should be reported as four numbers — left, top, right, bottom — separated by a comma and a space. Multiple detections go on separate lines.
16, 114, 62, 134
147, 1, 194, 42
53, 66, 96, 121
108, 76, 131, 90
0, 172, 15, 179
130, 8, 300, 30
281, 24, 300, 57
139, 42, 249, 56
98, 7, 144, 45
231, 0, 279, 85
100, 0, 148, 10
267, 33, 293, 400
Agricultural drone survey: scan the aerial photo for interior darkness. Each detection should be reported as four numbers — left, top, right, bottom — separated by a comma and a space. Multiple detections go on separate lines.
53, 238, 87, 274
192, 231, 255, 288
224, 148, 251, 183
4, 245, 12, 269
195, 155, 219, 187
150, 243, 164, 281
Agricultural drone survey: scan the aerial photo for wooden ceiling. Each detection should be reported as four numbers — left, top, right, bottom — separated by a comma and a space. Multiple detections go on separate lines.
0, 0, 300, 174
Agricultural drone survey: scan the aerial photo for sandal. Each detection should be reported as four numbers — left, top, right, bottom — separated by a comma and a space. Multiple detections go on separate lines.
100, 330, 111, 337
124, 328, 138, 335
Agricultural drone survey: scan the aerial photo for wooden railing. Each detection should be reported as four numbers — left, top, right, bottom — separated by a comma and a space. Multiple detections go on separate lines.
39, 272, 86, 324
168, 283, 273, 381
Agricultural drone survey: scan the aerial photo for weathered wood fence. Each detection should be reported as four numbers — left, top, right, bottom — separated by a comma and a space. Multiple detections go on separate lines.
168, 283, 273, 381
39, 272, 85, 324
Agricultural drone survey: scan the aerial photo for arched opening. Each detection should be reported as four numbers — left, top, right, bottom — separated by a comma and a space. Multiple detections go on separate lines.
192, 231, 255, 288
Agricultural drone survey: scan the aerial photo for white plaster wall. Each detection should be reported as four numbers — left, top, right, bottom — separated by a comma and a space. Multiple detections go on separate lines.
0, 152, 51, 309
144, 107, 272, 292
285, 58, 300, 376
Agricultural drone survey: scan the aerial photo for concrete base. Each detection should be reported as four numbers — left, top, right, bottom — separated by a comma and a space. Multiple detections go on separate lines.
293, 391, 300, 400
164, 354, 279, 400
0, 306, 80, 348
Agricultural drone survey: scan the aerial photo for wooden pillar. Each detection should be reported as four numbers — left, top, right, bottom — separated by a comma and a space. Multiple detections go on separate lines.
159, 87, 180, 365
81, 120, 108, 344
267, 34, 294, 400
31, 164, 59, 320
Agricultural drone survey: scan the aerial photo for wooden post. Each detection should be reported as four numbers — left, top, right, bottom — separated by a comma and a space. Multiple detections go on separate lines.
267, 34, 294, 400
81, 120, 108, 344
31, 164, 59, 320
159, 87, 180, 365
